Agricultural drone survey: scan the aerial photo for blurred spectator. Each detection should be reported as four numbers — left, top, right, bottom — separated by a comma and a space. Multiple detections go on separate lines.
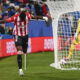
8, 26, 13, 35
0, 0, 3, 3
26, 3, 30, 12
34, 1, 42, 16
0, 3, 6, 14
26, 2, 36, 15
8, 4, 15, 17
0, 24, 5, 34
3, 0, 7, 3
30, 3, 36, 15
27, 7, 31, 13
41, 3, 48, 16
42, 0, 46, 2
3, 11, 9, 19
3, 0, 10, 9
17, 0, 24, 5
23, 0, 28, 4
14, 5, 20, 14
30, 0, 41, 2
5, 26, 9, 34
9, 0, 16, 3
0, 15, 3, 20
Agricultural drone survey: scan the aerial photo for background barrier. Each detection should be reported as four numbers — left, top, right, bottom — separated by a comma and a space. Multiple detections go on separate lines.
1, 20, 80, 58
0, 20, 53, 57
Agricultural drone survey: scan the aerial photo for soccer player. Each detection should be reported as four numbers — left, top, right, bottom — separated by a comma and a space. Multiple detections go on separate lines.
64, 18, 80, 60
0, 4, 49, 76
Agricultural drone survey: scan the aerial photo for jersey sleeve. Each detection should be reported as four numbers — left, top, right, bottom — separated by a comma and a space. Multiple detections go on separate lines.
6, 16, 15, 22
6, 14, 18, 22
26, 13, 32, 20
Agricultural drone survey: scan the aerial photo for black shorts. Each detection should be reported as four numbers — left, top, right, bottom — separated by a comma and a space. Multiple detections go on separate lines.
15, 35, 28, 53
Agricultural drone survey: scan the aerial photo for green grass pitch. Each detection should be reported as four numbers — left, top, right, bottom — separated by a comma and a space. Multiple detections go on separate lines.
0, 51, 80, 80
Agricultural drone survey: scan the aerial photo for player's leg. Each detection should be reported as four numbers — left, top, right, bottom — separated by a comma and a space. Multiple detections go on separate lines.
64, 32, 80, 60
17, 51, 24, 76
22, 35, 28, 70
22, 35, 28, 53
15, 36, 24, 76
64, 39, 78, 60
68, 34, 80, 59
67, 40, 76, 58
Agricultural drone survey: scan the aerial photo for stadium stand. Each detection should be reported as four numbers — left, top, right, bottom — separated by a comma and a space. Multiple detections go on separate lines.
0, 0, 80, 40
0, 0, 50, 36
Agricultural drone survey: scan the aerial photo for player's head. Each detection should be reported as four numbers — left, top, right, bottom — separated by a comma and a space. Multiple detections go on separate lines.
19, 4, 26, 21
20, 11, 26, 21
19, 4, 26, 11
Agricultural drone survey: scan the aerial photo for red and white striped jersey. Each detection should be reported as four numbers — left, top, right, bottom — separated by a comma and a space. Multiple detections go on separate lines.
7, 12, 32, 36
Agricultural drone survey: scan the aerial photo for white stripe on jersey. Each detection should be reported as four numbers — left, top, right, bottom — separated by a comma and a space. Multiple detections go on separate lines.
13, 13, 32, 36
29, 14, 31, 19
17, 16, 21, 36
13, 25, 16, 35
22, 22, 25, 36
26, 16, 28, 34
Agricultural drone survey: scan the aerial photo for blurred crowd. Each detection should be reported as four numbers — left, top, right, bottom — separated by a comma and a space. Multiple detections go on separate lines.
0, 0, 50, 35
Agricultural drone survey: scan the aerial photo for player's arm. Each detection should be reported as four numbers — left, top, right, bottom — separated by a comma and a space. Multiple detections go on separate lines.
0, 14, 18, 24
32, 15, 49, 22
26, 12, 51, 22
0, 20, 7, 24
0, 17, 13, 24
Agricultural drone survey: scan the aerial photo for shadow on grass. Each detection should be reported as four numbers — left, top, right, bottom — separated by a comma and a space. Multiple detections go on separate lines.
18, 72, 77, 80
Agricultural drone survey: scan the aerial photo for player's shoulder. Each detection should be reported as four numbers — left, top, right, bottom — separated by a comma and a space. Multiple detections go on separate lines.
15, 13, 20, 17
10, 13, 20, 20
25, 12, 31, 16
12, 13, 19, 18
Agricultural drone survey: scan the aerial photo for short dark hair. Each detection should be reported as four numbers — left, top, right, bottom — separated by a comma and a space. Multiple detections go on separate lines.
19, 11, 26, 21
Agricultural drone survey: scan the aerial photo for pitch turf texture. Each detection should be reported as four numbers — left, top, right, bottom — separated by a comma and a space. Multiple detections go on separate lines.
0, 52, 80, 80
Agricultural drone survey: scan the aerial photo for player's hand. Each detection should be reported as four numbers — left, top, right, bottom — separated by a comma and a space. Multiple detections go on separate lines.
43, 17, 48, 22
43, 16, 52, 27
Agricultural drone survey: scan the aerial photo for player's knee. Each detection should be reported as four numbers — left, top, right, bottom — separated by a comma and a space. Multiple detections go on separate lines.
17, 46, 23, 51
17, 51, 23, 55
